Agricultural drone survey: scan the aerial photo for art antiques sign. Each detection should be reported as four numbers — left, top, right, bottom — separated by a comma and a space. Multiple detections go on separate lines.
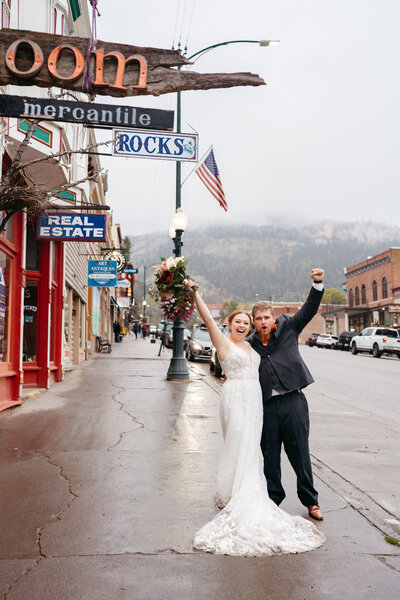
88, 260, 117, 287
113, 129, 198, 162
0, 29, 264, 98
37, 213, 107, 241
0, 94, 174, 130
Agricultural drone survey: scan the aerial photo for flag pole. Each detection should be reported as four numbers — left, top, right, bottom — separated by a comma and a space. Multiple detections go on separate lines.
181, 144, 213, 187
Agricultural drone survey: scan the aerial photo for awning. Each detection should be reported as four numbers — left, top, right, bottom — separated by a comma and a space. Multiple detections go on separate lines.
110, 296, 122, 313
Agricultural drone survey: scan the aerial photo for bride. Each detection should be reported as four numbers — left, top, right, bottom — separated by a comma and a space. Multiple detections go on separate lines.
184, 280, 325, 557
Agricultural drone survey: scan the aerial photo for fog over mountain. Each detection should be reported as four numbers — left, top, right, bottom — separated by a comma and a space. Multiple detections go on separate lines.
129, 221, 400, 302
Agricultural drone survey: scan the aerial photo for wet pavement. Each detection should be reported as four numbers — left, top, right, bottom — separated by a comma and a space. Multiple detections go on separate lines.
1, 336, 399, 599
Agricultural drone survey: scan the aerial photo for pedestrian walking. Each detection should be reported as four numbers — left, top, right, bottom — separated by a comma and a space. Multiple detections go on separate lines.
113, 321, 121, 343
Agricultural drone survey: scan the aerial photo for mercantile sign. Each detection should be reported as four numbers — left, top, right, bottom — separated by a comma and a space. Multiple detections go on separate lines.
0, 94, 174, 130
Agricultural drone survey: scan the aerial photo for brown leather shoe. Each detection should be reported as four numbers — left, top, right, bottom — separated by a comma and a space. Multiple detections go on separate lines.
308, 505, 323, 520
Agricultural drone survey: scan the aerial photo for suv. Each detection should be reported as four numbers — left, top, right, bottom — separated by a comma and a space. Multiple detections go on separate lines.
306, 333, 319, 347
210, 325, 229, 378
351, 327, 400, 358
334, 331, 357, 351
185, 327, 212, 361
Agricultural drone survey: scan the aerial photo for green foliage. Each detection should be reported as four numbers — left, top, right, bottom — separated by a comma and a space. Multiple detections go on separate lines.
322, 288, 347, 304
384, 536, 399, 546
220, 299, 239, 322
129, 222, 400, 302
120, 235, 132, 264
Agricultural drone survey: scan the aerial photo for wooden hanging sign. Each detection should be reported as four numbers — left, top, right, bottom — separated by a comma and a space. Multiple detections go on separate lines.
0, 29, 265, 98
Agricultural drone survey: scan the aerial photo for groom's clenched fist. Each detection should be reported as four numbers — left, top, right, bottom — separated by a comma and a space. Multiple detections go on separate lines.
311, 268, 324, 282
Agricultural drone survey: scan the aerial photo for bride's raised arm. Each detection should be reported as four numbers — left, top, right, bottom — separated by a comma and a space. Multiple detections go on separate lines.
184, 280, 230, 361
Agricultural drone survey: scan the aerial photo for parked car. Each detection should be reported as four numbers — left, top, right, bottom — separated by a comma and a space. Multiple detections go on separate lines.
316, 333, 339, 348
305, 333, 319, 347
334, 330, 357, 350
166, 327, 190, 349
161, 323, 173, 345
185, 327, 213, 361
351, 327, 400, 358
155, 322, 166, 338
210, 326, 230, 377
149, 325, 157, 336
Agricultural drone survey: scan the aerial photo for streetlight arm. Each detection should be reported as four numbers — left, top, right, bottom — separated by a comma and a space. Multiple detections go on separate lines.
188, 39, 279, 63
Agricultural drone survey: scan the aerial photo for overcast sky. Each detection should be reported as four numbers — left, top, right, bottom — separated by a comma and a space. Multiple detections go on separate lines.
95, 0, 400, 237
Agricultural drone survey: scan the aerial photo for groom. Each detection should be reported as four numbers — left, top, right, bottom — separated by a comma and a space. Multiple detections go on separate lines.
248, 268, 324, 521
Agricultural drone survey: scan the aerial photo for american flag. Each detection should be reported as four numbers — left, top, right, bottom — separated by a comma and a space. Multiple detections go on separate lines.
195, 148, 227, 211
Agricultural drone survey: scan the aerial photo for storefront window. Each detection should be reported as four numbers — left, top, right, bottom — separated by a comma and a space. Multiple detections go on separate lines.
3, 212, 14, 242
361, 284, 366, 304
0, 251, 10, 362
51, 242, 56, 281
64, 287, 70, 344
25, 224, 39, 271
382, 277, 388, 299
372, 280, 377, 302
23, 280, 38, 362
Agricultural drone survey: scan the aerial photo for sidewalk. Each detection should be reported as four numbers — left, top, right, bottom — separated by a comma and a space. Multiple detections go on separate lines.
0, 337, 399, 599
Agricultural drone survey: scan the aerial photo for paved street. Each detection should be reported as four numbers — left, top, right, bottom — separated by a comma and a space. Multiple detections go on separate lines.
1, 337, 400, 599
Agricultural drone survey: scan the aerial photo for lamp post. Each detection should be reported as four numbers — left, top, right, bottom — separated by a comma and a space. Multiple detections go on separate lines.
167, 208, 189, 380
142, 263, 157, 320
167, 38, 279, 380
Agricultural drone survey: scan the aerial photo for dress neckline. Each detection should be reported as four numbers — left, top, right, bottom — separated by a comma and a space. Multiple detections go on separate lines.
228, 339, 253, 363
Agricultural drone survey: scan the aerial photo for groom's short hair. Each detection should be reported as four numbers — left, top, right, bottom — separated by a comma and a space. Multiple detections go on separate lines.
252, 302, 275, 318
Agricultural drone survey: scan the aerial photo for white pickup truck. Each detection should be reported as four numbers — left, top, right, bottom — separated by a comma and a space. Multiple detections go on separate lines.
351, 327, 400, 359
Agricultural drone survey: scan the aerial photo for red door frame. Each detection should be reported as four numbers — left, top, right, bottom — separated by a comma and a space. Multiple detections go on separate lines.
23, 238, 64, 389
0, 211, 24, 410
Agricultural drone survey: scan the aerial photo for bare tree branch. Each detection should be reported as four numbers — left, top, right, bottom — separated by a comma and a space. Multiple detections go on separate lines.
16, 136, 116, 171
0, 120, 38, 191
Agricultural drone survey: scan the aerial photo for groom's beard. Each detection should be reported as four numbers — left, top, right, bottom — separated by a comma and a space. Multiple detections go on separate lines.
257, 327, 272, 343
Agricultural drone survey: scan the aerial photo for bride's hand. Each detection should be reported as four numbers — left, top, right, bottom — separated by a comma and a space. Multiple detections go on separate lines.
183, 278, 197, 293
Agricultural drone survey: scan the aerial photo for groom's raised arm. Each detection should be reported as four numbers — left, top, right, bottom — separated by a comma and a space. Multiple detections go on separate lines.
291, 268, 324, 334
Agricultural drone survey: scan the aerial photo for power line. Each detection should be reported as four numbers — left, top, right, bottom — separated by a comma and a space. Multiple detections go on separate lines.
184, 0, 197, 53
172, 0, 181, 49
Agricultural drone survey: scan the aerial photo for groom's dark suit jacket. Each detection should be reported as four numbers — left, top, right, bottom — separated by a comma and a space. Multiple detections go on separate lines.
248, 286, 324, 400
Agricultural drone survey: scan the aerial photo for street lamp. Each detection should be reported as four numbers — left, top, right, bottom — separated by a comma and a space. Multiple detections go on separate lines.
167, 38, 278, 380
142, 262, 157, 321
167, 208, 189, 380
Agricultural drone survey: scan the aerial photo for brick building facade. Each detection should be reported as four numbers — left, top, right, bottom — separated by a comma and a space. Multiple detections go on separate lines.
345, 248, 400, 331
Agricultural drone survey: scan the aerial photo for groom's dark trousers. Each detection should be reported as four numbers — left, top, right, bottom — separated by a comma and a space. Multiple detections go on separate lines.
261, 390, 317, 506
249, 285, 323, 508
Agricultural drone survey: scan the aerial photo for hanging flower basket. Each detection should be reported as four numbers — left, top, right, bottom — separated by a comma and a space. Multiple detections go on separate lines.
152, 256, 197, 322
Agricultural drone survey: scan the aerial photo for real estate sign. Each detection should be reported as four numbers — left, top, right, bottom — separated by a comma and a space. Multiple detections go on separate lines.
37, 213, 107, 241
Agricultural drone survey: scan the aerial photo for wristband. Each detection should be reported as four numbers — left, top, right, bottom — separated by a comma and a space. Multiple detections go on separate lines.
313, 280, 323, 284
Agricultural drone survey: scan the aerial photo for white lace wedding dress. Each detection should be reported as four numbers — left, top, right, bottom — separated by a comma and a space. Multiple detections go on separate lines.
193, 341, 325, 556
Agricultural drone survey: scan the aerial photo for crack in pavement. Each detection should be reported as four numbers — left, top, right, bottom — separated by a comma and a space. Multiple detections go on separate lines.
195, 366, 400, 548
107, 381, 158, 451
311, 454, 400, 541
376, 556, 400, 573
3, 452, 78, 600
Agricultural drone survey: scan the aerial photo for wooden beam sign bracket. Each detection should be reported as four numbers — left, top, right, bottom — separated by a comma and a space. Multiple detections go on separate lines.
0, 29, 265, 98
